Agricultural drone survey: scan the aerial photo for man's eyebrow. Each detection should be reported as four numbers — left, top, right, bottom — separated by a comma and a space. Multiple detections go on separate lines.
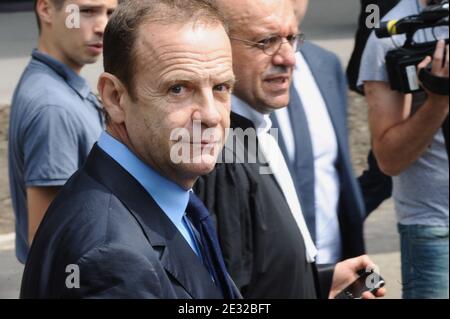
78, 4, 111, 11
155, 76, 236, 92
216, 75, 237, 87
160, 74, 202, 85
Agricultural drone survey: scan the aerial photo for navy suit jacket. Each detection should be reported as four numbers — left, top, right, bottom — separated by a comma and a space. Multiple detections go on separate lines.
20, 144, 230, 299
277, 42, 367, 259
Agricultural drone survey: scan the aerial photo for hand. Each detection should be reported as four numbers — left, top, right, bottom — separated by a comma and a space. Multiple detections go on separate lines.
328, 255, 386, 299
417, 40, 449, 106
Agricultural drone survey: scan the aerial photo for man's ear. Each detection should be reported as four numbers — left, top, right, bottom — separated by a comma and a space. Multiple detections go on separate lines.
97, 73, 128, 124
36, 0, 56, 27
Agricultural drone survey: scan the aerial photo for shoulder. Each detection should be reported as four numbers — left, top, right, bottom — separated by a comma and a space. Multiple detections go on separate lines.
68, 242, 164, 298
382, 0, 415, 22
300, 42, 345, 83
35, 170, 113, 254
12, 61, 82, 116
302, 42, 340, 65
362, 0, 415, 57
22, 161, 170, 298
12, 104, 80, 141
33, 168, 150, 262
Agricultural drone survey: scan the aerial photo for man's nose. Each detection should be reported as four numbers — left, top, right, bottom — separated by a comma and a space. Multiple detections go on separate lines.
93, 13, 109, 36
272, 41, 296, 68
193, 91, 222, 128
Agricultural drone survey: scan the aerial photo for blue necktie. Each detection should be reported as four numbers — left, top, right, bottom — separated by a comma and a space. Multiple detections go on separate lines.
288, 85, 316, 242
186, 192, 236, 299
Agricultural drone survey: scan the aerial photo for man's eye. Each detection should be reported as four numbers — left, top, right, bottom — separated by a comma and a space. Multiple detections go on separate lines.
214, 84, 231, 93
258, 38, 269, 46
261, 37, 278, 45
287, 34, 297, 44
81, 9, 95, 16
169, 85, 186, 95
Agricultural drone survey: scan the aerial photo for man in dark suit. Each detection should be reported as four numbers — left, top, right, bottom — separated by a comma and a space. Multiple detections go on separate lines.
195, 0, 386, 299
271, 0, 366, 263
20, 0, 239, 299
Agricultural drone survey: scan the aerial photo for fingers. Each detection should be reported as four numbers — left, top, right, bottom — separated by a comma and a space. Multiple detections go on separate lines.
361, 291, 376, 299
432, 40, 447, 76
375, 287, 387, 298
433, 40, 444, 70
444, 44, 449, 75
361, 287, 386, 299
418, 56, 432, 71
355, 254, 376, 272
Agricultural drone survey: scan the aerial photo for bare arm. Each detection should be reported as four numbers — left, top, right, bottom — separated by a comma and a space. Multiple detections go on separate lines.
365, 41, 449, 176
26, 186, 61, 246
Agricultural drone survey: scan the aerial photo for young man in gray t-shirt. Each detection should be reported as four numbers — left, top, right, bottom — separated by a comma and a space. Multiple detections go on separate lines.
8, 0, 117, 263
358, 0, 449, 299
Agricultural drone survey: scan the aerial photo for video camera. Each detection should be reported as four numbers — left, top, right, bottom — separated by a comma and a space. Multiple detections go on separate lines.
375, 0, 449, 95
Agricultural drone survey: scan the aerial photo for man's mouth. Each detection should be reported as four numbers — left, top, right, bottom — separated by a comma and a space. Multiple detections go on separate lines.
190, 140, 221, 146
263, 75, 290, 90
88, 42, 103, 49
264, 76, 289, 83
87, 43, 103, 54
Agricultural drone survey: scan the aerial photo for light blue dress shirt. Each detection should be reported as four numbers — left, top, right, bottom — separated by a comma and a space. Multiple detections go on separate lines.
97, 131, 201, 256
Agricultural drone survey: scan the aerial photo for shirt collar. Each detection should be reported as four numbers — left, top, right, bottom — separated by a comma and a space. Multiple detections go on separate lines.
97, 131, 190, 227
294, 51, 304, 71
31, 49, 91, 99
231, 95, 272, 135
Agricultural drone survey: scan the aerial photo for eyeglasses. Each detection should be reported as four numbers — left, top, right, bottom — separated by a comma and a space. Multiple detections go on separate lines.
230, 33, 305, 56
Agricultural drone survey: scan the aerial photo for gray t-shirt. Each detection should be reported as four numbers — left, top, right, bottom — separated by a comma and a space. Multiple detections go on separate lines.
8, 50, 104, 263
358, 0, 449, 226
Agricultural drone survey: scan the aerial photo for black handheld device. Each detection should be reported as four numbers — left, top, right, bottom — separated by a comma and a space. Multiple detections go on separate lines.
334, 270, 385, 299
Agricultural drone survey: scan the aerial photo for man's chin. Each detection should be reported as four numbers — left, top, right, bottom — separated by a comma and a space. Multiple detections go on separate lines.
187, 156, 218, 176
258, 95, 290, 112
86, 58, 100, 65
81, 55, 101, 66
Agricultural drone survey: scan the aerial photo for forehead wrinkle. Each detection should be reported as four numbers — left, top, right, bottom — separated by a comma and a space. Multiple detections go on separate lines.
228, 1, 296, 37
158, 56, 233, 84
250, 20, 298, 39
158, 47, 231, 63
136, 37, 231, 71
73, 0, 114, 7
142, 47, 232, 79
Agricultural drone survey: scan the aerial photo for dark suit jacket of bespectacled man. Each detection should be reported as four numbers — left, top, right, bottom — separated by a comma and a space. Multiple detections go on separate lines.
20, 0, 240, 299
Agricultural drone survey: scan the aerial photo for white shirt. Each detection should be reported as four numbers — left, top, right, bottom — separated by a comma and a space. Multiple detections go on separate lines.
274, 51, 342, 264
232, 95, 317, 263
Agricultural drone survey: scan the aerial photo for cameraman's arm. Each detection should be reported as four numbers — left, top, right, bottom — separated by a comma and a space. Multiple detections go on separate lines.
364, 41, 449, 176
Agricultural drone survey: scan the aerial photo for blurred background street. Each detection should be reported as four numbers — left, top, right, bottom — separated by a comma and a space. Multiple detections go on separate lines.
0, 0, 402, 299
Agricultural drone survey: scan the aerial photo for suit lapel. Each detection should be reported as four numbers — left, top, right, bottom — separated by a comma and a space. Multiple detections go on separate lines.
230, 112, 282, 192
84, 145, 223, 299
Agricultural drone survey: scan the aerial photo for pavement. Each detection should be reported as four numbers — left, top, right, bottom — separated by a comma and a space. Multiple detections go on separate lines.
0, 0, 403, 299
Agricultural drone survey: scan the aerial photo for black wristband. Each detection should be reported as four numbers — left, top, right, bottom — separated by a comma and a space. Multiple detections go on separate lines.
419, 68, 450, 96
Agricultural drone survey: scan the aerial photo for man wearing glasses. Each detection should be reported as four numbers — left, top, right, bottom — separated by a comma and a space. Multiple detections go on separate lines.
270, 0, 367, 265
195, 0, 385, 299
